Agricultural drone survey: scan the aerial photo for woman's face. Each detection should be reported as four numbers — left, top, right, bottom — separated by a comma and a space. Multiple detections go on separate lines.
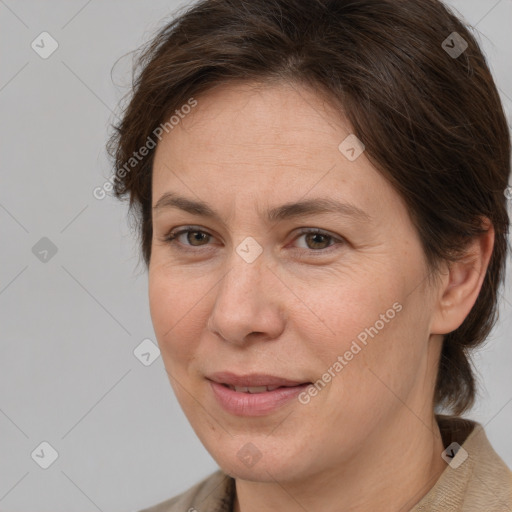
149, 81, 442, 482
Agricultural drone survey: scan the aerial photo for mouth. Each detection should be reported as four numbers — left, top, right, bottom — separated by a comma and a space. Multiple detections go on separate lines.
207, 371, 310, 388
220, 384, 292, 393
206, 371, 312, 416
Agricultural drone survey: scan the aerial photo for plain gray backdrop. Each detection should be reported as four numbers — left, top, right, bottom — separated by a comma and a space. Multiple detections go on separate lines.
1, 1, 511, 511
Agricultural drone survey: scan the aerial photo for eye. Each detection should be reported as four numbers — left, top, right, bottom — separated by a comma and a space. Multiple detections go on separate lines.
291, 228, 344, 252
163, 227, 213, 250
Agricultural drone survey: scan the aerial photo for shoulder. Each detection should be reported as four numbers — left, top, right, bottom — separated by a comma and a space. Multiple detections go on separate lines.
412, 416, 512, 511
461, 421, 512, 509
137, 470, 234, 512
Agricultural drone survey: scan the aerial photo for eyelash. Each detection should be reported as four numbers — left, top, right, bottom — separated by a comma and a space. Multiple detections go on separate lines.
162, 226, 344, 254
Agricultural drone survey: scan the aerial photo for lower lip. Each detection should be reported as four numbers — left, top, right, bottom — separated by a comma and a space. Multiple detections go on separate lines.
209, 381, 310, 416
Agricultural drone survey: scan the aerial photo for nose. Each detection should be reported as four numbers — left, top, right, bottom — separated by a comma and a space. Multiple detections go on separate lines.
206, 253, 286, 346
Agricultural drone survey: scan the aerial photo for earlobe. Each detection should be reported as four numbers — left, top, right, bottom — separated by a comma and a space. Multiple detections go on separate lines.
430, 218, 495, 335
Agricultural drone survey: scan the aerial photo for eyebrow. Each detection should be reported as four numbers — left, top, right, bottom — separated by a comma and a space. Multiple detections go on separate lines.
153, 192, 371, 224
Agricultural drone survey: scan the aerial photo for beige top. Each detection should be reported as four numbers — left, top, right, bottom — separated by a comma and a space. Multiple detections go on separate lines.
139, 415, 512, 512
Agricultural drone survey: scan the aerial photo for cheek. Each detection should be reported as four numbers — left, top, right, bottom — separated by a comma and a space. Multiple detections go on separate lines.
309, 268, 418, 374
148, 267, 204, 368
323, 284, 430, 417
316, 276, 399, 350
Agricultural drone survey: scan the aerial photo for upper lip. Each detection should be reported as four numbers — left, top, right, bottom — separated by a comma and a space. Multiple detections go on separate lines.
207, 371, 309, 388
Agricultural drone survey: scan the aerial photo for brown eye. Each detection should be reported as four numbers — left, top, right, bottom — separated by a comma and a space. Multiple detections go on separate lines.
303, 232, 332, 250
185, 230, 210, 246
293, 228, 343, 252
164, 228, 213, 250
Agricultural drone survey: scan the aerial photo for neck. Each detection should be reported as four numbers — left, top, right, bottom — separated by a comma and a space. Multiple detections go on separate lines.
233, 410, 447, 512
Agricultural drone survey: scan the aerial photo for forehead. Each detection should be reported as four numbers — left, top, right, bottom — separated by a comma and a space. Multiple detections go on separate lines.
150, 81, 400, 225
153, 80, 348, 166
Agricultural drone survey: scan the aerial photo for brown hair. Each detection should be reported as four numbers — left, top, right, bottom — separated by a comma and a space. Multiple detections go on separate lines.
106, 0, 511, 415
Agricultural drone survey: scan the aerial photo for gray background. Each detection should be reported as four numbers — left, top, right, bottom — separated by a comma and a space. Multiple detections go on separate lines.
0, 1, 511, 511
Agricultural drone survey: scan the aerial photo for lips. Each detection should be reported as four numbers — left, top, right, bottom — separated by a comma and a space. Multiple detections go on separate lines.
206, 371, 311, 416
207, 371, 309, 388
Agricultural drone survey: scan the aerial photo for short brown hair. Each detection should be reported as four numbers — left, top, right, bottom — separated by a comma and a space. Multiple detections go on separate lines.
106, 0, 511, 415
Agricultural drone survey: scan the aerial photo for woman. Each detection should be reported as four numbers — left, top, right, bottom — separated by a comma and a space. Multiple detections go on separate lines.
106, 0, 512, 510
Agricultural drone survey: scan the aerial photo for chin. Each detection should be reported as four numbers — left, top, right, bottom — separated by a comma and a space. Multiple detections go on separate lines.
204, 435, 311, 483
217, 455, 292, 483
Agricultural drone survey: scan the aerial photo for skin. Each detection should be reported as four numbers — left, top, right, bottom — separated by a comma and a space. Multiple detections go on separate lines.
148, 81, 494, 512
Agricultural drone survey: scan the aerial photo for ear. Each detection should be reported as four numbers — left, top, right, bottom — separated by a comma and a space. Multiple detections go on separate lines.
430, 217, 495, 335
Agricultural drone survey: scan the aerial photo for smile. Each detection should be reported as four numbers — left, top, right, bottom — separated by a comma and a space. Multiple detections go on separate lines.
207, 372, 311, 416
